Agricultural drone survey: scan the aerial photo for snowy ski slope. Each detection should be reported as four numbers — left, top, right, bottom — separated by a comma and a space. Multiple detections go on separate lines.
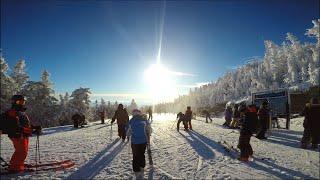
0, 114, 319, 179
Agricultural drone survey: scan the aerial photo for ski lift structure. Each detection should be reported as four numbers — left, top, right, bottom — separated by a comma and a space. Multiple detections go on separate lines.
251, 89, 291, 129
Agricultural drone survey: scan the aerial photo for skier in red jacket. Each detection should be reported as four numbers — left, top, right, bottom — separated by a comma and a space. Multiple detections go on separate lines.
0, 95, 41, 173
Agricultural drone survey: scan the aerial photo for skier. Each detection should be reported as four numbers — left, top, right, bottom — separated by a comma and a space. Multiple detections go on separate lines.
72, 113, 85, 128
111, 104, 129, 142
126, 109, 152, 179
0, 95, 41, 173
237, 103, 258, 162
176, 112, 188, 131
185, 106, 193, 130
301, 98, 320, 149
147, 107, 153, 123
270, 109, 280, 128
223, 106, 232, 127
204, 110, 212, 123
99, 110, 106, 124
256, 100, 270, 140
230, 104, 240, 129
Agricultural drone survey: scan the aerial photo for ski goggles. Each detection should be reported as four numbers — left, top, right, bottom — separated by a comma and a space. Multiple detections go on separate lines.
15, 100, 26, 105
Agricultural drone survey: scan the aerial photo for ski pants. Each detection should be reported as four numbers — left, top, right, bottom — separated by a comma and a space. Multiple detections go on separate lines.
256, 121, 268, 138
223, 118, 232, 126
118, 124, 126, 140
238, 132, 253, 158
9, 137, 29, 171
177, 119, 188, 131
131, 143, 147, 172
301, 127, 311, 144
187, 119, 192, 130
100, 117, 105, 124
311, 130, 320, 146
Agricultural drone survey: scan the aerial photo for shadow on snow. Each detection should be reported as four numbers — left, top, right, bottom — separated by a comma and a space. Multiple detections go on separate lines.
67, 138, 126, 179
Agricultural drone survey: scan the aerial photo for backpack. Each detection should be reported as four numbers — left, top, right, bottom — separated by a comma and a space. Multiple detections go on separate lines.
0, 111, 15, 134
0, 112, 7, 134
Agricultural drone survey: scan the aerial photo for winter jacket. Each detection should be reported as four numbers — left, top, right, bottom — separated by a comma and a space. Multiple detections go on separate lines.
1, 109, 32, 138
307, 104, 320, 134
240, 106, 258, 134
127, 115, 151, 144
233, 107, 240, 118
301, 103, 311, 128
257, 106, 270, 125
224, 109, 232, 120
112, 108, 129, 125
185, 110, 192, 121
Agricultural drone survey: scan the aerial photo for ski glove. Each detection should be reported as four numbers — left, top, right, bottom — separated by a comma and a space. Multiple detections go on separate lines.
21, 127, 33, 136
32, 125, 42, 135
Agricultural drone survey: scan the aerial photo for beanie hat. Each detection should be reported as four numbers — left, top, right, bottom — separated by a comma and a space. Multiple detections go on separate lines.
132, 109, 142, 116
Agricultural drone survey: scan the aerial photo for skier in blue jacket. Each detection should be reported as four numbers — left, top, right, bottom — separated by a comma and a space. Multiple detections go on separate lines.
126, 109, 152, 179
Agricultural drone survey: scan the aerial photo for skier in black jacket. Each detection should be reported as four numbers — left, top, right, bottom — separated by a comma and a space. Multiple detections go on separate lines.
238, 103, 258, 162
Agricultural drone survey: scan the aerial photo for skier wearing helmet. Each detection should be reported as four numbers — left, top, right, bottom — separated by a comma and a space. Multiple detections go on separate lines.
0, 95, 41, 173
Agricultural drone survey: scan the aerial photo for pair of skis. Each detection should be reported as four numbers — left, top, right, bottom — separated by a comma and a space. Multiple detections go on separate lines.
0, 159, 75, 175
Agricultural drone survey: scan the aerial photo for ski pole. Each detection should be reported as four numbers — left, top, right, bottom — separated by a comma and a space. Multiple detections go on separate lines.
35, 135, 38, 171
37, 134, 41, 163
110, 123, 113, 141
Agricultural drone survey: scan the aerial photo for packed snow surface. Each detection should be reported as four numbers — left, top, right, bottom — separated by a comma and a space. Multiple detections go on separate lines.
1, 114, 319, 179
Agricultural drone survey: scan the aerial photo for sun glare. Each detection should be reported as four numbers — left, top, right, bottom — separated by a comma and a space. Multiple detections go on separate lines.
144, 63, 177, 103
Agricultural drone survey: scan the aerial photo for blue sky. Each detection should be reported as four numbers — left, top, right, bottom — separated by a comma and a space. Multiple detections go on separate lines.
1, 0, 319, 105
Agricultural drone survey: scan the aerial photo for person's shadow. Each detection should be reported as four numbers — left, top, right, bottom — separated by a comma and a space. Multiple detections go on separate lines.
67, 139, 126, 179
179, 131, 215, 160
265, 129, 310, 150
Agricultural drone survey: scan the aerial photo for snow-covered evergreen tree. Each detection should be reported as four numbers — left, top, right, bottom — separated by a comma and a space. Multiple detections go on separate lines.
20, 70, 58, 127
10, 60, 29, 93
127, 99, 138, 114
68, 87, 92, 122
0, 57, 16, 112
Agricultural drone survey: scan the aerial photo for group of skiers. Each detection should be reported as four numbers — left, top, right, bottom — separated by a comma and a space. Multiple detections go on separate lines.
176, 106, 193, 131
0, 95, 153, 178
222, 100, 272, 161
1, 94, 319, 177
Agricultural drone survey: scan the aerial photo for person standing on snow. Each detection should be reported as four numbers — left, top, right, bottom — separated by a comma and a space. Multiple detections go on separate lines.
204, 110, 212, 123
238, 103, 258, 162
223, 106, 232, 127
111, 104, 129, 142
147, 107, 153, 123
99, 110, 106, 124
301, 98, 320, 149
176, 112, 188, 131
0, 95, 41, 173
185, 106, 193, 130
126, 109, 152, 179
256, 100, 270, 140
230, 104, 240, 129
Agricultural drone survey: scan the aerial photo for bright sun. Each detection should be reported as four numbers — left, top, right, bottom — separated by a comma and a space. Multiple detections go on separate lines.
144, 63, 177, 103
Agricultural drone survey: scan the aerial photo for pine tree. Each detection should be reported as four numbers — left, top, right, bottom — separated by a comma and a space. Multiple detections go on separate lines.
11, 59, 29, 93
0, 57, 15, 112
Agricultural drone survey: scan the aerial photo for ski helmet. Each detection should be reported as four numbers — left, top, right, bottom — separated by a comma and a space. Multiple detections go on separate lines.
11, 95, 26, 105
